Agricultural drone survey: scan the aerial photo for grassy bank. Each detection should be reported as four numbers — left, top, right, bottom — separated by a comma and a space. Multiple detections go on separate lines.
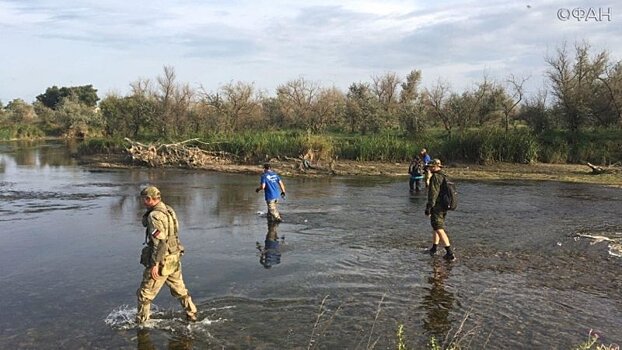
0, 125, 45, 140
76, 128, 622, 165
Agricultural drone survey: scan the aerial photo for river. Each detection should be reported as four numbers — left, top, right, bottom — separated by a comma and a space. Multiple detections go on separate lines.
0, 140, 620, 349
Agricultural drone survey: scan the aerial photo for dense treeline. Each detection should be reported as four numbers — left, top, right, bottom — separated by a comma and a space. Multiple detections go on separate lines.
1, 41, 621, 164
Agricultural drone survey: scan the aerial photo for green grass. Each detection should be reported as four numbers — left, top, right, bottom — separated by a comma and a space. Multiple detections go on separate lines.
77, 137, 127, 155
74, 127, 622, 165
0, 125, 45, 140
538, 129, 622, 164
572, 330, 620, 350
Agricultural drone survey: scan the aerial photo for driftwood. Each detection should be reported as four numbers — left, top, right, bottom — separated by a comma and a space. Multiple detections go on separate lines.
282, 155, 337, 175
586, 162, 621, 175
125, 138, 238, 168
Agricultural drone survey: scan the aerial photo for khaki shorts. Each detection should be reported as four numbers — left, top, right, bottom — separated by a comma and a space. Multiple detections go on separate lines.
431, 209, 447, 230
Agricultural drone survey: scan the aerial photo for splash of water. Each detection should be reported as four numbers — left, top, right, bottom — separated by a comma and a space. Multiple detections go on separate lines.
104, 304, 227, 331
104, 304, 139, 330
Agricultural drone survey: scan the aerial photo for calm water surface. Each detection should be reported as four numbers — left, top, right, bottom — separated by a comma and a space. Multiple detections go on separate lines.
0, 141, 621, 349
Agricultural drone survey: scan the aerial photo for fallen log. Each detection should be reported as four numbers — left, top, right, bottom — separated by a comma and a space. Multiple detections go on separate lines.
586, 162, 621, 175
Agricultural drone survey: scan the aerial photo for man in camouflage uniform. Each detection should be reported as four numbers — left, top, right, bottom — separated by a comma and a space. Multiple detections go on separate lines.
424, 159, 456, 261
136, 186, 197, 324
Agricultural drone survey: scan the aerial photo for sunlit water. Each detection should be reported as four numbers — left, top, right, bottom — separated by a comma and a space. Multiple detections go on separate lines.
0, 141, 621, 349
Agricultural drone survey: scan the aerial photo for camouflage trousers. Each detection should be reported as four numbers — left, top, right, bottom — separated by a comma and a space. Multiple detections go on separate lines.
430, 209, 447, 230
266, 199, 281, 221
136, 264, 197, 324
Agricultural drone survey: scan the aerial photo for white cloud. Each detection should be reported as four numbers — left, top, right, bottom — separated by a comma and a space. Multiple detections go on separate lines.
0, 0, 620, 102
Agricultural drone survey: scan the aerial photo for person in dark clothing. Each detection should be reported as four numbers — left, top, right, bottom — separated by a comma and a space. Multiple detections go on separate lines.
408, 155, 425, 193
424, 159, 456, 261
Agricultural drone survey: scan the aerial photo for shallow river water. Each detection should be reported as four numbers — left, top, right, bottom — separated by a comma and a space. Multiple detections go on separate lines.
0, 141, 621, 349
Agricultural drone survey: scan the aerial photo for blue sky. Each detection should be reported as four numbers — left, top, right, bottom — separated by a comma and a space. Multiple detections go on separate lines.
0, 0, 620, 103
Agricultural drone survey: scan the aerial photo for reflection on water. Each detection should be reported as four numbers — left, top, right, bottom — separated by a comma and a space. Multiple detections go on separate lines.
137, 329, 193, 350
1, 141, 622, 349
422, 259, 455, 341
257, 221, 284, 268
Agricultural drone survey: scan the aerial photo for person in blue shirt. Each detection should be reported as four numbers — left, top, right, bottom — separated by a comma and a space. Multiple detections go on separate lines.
420, 148, 432, 187
420, 148, 432, 165
255, 163, 287, 222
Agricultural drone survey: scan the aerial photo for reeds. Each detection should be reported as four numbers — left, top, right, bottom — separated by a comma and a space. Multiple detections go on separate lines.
0, 125, 45, 140
75, 127, 622, 165
441, 129, 539, 164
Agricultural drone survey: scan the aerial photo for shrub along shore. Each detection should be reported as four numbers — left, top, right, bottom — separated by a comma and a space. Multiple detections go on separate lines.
73, 129, 622, 187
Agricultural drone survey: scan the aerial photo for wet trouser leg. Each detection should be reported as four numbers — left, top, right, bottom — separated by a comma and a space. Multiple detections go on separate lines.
136, 266, 197, 323
136, 268, 166, 324
409, 177, 415, 191
165, 266, 197, 318
266, 200, 281, 221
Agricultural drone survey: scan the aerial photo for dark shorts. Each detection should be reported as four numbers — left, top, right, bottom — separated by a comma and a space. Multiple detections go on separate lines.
430, 209, 447, 230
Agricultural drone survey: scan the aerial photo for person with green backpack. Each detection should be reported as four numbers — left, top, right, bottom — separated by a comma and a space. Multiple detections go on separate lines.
424, 159, 456, 261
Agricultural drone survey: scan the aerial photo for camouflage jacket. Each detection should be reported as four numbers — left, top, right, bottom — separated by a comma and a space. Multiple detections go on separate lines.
142, 201, 182, 266
426, 170, 446, 212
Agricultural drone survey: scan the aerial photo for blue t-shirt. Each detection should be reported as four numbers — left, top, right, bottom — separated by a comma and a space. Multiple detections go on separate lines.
422, 154, 431, 165
260, 170, 282, 201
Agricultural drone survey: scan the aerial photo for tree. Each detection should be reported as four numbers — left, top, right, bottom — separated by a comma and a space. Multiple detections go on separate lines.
36, 86, 63, 110
345, 82, 381, 134
100, 93, 157, 137
398, 70, 424, 134
218, 81, 263, 131
372, 72, 401, 128
424, 80, 455, 136
4, 99, 37, 124
312, 87, 346, 132
519, 90, 558, 133
36, 85, 99, 109
55, 96, 102, 137
546, 42, 609, 132
598, 61, 622, 127
71, 85, 99, 107
501, 75, 528, 132
151, 66, 195, 137
276, 78, 318, 130
426, 76, 494, 136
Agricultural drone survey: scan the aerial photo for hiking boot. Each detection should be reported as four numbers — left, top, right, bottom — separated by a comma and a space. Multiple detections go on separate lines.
443, 252, 456, 261
186, 314, 197, 322
427, 248, 437, 256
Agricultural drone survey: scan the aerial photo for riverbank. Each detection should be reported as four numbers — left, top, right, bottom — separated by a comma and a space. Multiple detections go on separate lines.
78, 153, 622, 187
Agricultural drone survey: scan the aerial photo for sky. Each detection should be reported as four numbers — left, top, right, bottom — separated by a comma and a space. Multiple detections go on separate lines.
0, 0, 620, 103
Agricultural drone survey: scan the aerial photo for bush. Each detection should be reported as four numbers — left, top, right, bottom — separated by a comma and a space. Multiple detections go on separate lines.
537, 129, 622, 164
77, 138, 126, 155
0, 125, 45, 140
441, 129, 539, 164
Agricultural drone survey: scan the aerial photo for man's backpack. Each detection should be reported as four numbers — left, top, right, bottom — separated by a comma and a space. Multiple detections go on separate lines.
440, 176, 458, 210
409, 159, 424, 176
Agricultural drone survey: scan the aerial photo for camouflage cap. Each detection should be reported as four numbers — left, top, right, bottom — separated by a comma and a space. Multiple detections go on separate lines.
428, 159, 443, 167
140, 186, 161, 198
